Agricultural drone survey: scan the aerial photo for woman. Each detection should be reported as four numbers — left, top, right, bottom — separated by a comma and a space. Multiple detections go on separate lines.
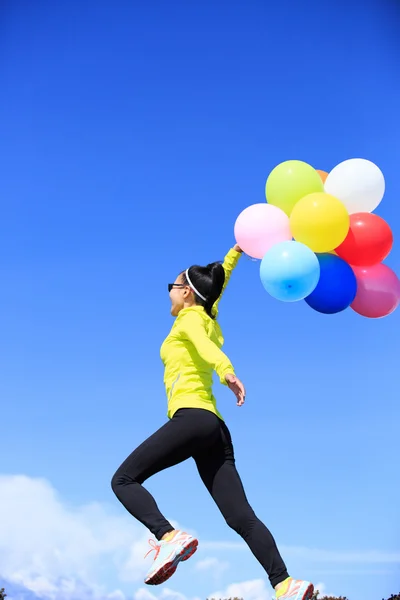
111, 244, 314, 600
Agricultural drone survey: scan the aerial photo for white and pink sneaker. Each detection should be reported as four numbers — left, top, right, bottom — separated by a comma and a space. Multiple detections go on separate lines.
144, 530, 198, 585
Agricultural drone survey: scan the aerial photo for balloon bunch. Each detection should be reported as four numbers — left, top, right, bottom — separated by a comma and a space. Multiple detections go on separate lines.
234, 159, 399, 318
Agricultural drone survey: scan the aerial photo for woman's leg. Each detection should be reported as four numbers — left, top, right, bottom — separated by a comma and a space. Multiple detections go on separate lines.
111, 408, 220, 541
193, 420, 289, 589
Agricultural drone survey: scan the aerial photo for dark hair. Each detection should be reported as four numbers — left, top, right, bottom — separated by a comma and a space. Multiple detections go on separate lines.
182, 261, 225, 319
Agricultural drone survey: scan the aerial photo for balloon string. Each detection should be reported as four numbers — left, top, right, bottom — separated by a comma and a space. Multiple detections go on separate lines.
244, 253, 260, 262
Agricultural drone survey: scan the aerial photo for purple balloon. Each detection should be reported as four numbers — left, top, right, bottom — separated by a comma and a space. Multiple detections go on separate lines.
351, 263, 400, 318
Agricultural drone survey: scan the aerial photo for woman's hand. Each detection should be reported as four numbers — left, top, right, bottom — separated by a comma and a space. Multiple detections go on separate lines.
233, 244, 243, 253
225, 373, 246, 406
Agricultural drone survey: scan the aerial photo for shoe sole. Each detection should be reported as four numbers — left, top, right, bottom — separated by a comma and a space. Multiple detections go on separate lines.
145, 538, 198, 585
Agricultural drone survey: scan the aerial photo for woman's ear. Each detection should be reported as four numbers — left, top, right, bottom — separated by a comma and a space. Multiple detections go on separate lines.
182, 286, 191, 299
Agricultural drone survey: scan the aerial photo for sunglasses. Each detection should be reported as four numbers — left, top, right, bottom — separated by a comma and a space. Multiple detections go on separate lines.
168, 283, 186, 293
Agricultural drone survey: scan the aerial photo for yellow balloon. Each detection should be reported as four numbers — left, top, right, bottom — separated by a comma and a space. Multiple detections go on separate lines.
265, 160, 324, 216
290, 192, 350, 252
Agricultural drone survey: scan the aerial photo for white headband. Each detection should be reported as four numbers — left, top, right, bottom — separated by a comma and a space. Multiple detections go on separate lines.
185, 268, 207, 302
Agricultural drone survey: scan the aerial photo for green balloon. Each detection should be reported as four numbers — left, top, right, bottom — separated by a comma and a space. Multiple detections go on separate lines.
265, 160, 324, 216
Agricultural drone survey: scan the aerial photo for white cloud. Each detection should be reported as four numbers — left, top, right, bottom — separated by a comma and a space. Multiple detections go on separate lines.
0, 474, 159, 599
194, 557, 230, 578
201, 540, 400, 564
201, 541, 245, 551
1, 473, 398, 600
208, 579, 328, 600
108, 593, 127, 600
0, 474, 203, 600
208, 578, 271, 600
282, 545, 400, 564
134, 590, 159, 600
134, 589, 189, 600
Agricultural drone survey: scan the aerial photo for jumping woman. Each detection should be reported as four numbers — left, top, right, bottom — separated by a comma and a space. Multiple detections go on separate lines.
111, 244, 314, 600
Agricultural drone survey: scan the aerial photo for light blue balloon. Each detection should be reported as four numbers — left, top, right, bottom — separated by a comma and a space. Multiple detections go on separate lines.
260, 241, 320, 302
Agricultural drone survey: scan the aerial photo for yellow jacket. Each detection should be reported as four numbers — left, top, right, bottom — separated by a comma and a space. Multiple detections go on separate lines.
160, 248, 241, 419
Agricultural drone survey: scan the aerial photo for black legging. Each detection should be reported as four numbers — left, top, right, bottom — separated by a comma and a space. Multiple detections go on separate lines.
111, 407, 289, 588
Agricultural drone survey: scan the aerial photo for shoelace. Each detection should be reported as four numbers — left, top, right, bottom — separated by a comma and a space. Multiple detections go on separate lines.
144, 538, 161, 560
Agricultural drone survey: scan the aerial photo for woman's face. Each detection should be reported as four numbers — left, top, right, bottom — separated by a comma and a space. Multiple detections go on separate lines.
169, 274, 191, 317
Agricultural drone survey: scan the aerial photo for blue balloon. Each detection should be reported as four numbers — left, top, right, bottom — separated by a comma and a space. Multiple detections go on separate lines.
305, 253, 357, 314
260, 241, 320, 302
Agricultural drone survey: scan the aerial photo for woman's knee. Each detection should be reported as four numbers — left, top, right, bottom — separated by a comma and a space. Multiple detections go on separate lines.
111, 470, 121, 494
111, 463, 142, 494
111, 468, 132, 494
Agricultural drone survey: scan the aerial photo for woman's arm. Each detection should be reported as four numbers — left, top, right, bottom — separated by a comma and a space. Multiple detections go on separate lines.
212, 244, 243, 317
177, 310, 235, 385
177, 309, 246, 405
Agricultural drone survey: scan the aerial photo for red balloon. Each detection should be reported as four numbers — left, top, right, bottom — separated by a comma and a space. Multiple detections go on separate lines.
335, 212, 393, 266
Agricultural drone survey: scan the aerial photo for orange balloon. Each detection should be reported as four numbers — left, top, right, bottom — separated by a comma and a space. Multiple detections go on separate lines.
316, 170, 328, 183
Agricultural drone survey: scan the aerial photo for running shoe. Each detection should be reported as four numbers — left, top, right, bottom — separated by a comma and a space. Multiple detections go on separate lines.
275, 577, 314, 600
144, 530, 198, 585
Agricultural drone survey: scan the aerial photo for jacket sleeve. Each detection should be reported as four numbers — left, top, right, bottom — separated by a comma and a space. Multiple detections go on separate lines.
177, 311, 235, 385
212, 248, 242, 317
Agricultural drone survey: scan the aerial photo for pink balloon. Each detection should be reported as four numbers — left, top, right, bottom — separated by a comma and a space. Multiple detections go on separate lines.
234, 203, 292, 259
351, 263, 400, 318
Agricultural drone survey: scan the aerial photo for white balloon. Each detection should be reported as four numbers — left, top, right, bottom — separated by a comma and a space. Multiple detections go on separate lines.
324, 158, 385, 214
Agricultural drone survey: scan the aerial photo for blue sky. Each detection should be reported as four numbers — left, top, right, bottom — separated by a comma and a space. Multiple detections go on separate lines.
1, 1, 399, 600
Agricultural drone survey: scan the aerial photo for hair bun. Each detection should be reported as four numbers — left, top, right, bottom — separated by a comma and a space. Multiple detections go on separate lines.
207, 262, 225, 295
183, 261, 226, 319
